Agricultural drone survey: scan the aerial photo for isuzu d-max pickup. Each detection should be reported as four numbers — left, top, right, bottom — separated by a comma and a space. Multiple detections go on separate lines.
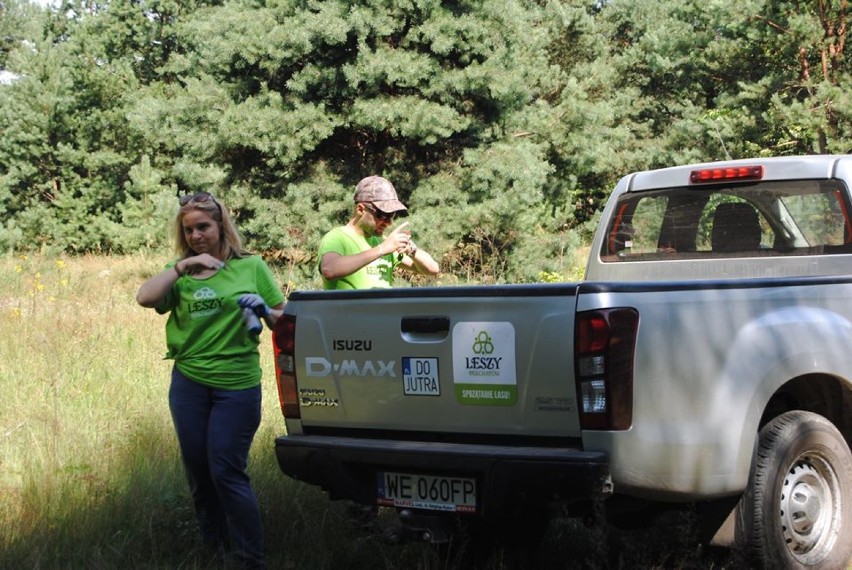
272, 155, 852, 569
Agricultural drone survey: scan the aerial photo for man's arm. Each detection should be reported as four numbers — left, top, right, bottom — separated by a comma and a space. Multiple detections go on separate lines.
320, 246, 389, 280
321, 223, 415, 280
397, 241, 440, 276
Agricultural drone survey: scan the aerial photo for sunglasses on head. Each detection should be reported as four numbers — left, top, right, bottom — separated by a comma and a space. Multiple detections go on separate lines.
179, 191, 216, 206
179, 192, 223, 219
364, 203, 396, 222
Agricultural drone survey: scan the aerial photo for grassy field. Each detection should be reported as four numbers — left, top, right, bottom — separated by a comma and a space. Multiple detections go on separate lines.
0, 253, 738, 569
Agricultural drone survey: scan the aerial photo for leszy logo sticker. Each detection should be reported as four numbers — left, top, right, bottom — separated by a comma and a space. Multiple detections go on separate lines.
452, 322, 517, 406
188, 286, 223, 319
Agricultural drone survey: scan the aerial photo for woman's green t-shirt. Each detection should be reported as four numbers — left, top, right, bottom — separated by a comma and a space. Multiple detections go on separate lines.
156, 256, 285, 390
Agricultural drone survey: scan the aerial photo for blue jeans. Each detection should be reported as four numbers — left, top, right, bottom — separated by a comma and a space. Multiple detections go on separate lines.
168, 367, 264, 568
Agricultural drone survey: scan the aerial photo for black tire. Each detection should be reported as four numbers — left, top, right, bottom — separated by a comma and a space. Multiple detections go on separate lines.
736, 410, 852, 569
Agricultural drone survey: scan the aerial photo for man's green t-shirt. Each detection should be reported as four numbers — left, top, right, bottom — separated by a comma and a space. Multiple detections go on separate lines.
156, 255, 285, 390
318, 226, 396, 290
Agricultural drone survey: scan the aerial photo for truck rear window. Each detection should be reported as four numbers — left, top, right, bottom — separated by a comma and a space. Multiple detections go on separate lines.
601, 180, 852, 261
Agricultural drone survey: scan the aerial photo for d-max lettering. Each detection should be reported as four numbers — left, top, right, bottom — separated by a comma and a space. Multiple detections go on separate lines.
305, 357, 396, 378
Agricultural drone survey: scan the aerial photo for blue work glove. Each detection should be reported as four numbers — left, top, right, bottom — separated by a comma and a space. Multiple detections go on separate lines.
238, 294, 270, 318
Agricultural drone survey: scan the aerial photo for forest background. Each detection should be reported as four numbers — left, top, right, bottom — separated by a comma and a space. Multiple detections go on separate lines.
2, 0, 850, 285
1, 1, 851, 568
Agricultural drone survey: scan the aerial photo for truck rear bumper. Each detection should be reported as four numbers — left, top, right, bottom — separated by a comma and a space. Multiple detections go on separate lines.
275, 434, 612, 517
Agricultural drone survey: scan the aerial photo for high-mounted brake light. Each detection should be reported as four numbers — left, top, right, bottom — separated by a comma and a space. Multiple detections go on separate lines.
575, 308, 638, 430
690, 165, 763, 184
272, 314, 300, 419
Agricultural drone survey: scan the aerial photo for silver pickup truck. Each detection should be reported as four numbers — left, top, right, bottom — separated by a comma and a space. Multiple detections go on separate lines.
272, 155, 852, 569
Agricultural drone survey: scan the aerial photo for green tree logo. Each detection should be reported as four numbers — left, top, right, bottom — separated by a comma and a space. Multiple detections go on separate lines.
472, 331, 494, 354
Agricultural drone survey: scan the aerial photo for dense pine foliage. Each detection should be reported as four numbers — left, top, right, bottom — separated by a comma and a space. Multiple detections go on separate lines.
1, 0, 850, 282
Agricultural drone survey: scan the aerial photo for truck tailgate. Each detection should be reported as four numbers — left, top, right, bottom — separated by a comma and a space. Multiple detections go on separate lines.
288, 284, 582, 437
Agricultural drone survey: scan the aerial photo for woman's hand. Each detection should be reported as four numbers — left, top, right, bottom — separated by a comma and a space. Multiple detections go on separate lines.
137, 254, 226, 308
238, 294, 270, 317
179, 253, 225, 275
238, 295, 286, 331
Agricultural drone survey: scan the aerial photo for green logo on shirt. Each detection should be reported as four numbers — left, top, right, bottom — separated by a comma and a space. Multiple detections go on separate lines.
188, 287, 223, 319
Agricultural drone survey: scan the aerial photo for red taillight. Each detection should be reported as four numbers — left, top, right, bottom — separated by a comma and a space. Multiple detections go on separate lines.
272, 314, 300, 419
575, 308, 638, 430
690, 165, 763, 183
577, 315, 610, 352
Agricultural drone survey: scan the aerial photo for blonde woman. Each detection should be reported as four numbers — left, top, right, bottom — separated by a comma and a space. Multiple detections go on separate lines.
137, 192, 285, 569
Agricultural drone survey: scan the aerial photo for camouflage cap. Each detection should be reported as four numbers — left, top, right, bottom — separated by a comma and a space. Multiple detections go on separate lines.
353, 176, 407, 213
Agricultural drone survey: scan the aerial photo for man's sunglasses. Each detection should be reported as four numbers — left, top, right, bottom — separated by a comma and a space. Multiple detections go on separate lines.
364, 203, 396, 222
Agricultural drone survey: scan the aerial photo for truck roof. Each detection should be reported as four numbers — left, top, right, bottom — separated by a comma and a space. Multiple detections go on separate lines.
626, 154, 851, 193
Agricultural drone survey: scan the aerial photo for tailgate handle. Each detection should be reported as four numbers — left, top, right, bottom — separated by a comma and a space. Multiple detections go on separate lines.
401, 316, 450, 337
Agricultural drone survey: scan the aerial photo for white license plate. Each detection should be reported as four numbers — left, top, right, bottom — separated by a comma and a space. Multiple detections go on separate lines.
402, 357, 440, 396
377, 471, 476, 513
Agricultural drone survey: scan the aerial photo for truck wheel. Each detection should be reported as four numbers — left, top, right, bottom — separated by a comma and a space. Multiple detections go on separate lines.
737, 410, 852, 569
